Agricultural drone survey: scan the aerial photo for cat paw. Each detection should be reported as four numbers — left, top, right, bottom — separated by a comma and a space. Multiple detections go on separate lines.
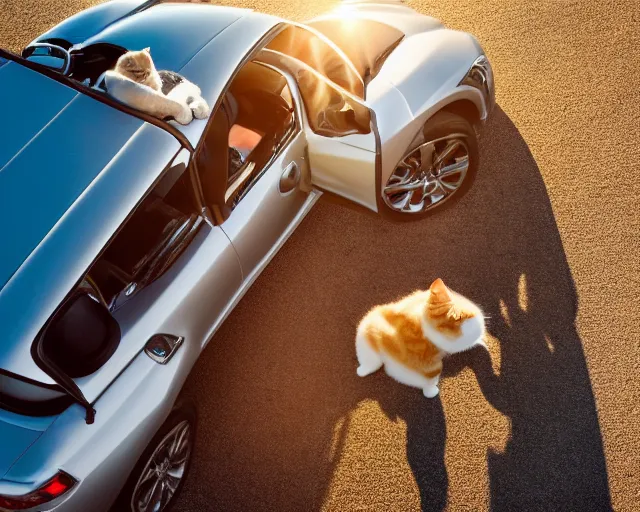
174, 105, 193, 125
357, 366, 374, 377
423, 386, 439, 398
190, 99, 210, 119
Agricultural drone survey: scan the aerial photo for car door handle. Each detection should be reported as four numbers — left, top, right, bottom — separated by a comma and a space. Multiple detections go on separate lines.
279, 162, 300, 194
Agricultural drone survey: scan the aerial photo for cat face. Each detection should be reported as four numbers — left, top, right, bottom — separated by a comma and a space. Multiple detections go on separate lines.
421, 278, 486, 353
115, 48, 162, 91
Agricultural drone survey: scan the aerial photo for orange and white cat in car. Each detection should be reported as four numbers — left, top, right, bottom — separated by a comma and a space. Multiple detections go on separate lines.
356, 279, 487, 398
105, 48, 210, 125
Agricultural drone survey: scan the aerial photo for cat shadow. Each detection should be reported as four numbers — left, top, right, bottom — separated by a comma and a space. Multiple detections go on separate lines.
394, 106, 612, 511
175, 106, 611, 512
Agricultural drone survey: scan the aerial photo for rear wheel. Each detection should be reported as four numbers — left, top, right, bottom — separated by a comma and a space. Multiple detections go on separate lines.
381, 110, 479, 220
113, 402, 196, 512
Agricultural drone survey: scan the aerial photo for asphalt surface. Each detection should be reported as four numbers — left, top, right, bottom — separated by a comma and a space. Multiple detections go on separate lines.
2, 0, 639, 510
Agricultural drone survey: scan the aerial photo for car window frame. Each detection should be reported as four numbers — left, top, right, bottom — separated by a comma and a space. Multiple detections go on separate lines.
220, 61, 301, 210
85, 152, 205, 312
255, 48, 373, 138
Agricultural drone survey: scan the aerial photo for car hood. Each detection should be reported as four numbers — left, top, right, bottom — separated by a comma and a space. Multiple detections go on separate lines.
0, 58, 184, 399
0, 60, 145, 292
308, 1, 444, 38
27, 0, 153, 47
30, 2, 249, 73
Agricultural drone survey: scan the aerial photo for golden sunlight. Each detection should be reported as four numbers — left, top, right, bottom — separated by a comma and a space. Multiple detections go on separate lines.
499, 298, 511, 328
517, 273, 528, 312
334, 4, 360, 31
545, 334, 555, 353
321, 400, 420, 511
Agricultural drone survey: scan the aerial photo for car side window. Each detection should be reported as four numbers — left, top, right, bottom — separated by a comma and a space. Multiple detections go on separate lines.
86, 160, 201, 312
197, 61, 296, 211
266, 24, 365, 99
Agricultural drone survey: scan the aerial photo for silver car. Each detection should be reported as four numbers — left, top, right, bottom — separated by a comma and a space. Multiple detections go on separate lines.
0, 1, 494, 510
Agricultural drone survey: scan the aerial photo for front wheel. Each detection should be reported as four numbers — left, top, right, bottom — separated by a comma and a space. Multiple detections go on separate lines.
381, 110, 479, 220
113, 402, 197, 512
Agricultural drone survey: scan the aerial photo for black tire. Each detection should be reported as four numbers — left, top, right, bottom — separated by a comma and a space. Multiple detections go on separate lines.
380, 109, 479, 221
112, 401, 197, 512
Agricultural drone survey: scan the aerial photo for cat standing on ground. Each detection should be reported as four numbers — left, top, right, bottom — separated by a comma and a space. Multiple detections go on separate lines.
104, 47, 210, 125
356, 278, 487, 398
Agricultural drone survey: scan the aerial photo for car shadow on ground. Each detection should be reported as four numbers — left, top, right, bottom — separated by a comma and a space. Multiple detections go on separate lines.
177, 107, 611, 511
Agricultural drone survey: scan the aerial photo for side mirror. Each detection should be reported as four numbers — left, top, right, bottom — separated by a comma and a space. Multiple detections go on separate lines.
23, 44, 70, 74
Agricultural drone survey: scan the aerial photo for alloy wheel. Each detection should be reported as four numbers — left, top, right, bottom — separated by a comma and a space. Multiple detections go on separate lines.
131, 420, 192, 512
383, 134, 470, 214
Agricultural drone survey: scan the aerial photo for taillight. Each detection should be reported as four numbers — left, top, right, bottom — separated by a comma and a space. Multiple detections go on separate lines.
0, 471, 76, 510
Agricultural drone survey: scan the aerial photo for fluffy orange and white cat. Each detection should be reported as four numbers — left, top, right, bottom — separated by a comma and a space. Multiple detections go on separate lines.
356, 278, 486, 398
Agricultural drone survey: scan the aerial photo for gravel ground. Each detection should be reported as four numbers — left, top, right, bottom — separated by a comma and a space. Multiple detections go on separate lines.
2, 0, 639, 510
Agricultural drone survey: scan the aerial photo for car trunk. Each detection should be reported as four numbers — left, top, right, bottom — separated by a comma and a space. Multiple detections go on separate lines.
0, 414, 55, 479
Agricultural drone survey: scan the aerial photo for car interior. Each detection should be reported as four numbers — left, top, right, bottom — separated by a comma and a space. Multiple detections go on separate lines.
196, 60, 295, 214
23, 42, 128, 88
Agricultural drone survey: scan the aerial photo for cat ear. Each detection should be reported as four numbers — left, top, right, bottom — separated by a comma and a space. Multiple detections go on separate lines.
428, 278, 453, 305
143, 47, 151, 54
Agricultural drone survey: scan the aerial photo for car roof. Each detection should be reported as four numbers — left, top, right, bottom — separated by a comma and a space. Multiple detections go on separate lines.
0, 5, 283, 388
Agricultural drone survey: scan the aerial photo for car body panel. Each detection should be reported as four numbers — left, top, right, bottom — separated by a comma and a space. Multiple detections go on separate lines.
175, 12, 282, 148
220, 131, 311, 275
374, 29, 484, 116
28, 0, 153, 47
0, 417, 43, 479
370, 29, 487, 185
77, 3, 250, 72
309, 0, 444, 37
305, 132, 379, 211
0, 63, 76, 171
365, 75, 415, 186
0, 122, 182, 387
0, 65, 144, 294
202, 191, 321, 353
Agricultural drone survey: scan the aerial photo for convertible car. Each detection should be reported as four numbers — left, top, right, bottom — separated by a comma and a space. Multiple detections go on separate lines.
0, 1, 494, 510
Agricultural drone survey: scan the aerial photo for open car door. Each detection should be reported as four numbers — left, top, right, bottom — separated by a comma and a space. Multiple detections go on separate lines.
255, 49, 380, 212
